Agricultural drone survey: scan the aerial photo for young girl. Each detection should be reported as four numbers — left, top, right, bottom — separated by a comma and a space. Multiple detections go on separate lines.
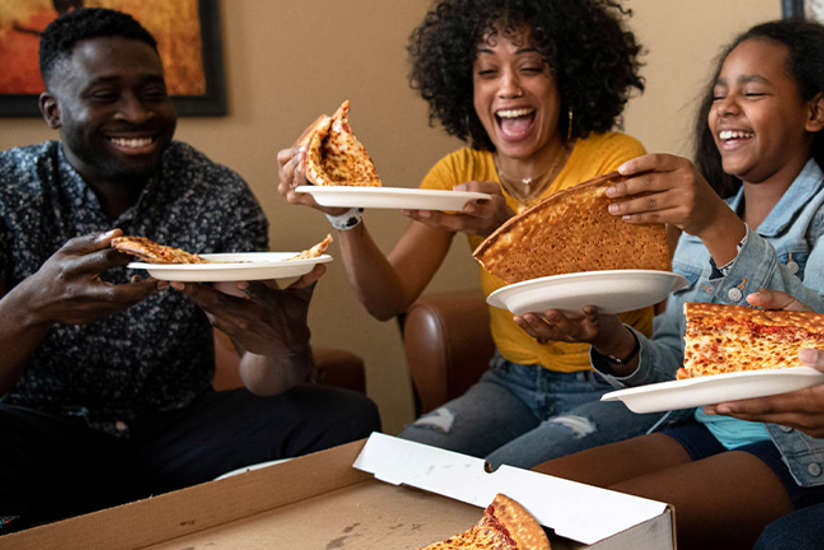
521, 19, 824, 550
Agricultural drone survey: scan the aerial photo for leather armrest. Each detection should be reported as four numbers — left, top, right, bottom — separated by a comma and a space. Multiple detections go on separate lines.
403, 290, 495, 414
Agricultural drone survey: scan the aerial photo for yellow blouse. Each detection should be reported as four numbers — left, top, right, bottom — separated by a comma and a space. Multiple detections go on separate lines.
420, 132, 652, 372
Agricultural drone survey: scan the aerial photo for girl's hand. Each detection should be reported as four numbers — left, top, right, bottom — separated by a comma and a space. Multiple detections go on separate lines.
608, 154, 737, 239
402, 180, 514, 237
275, 146, 349, 216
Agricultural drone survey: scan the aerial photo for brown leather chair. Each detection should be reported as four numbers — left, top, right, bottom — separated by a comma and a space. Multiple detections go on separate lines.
212, 329, 366, 393
402, 290, 495, 415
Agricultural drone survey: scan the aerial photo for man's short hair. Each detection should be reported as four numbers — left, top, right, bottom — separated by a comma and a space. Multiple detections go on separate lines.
39, 7, 158, 86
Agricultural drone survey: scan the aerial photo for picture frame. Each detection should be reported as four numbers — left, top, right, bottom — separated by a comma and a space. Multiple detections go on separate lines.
782, 0, 824, 21
0, 0, 226, 117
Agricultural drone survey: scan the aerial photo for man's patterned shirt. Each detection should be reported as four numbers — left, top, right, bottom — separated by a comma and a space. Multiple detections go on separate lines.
0, 140, 268, 436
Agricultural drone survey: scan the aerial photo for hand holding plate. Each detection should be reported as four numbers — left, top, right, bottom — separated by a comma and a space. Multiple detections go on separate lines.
402, 180, 512, 237
276, 146, 349, 216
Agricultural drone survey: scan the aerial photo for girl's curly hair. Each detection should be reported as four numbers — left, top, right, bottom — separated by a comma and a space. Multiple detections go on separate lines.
407, 0, 645, 151
693, 19, 824, 198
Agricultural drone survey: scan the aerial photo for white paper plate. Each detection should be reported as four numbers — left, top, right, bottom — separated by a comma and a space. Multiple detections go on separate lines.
486, 270, 688, 316
601, 367, 824, 413
294, 185, 490, 210
127, 252, 332, 282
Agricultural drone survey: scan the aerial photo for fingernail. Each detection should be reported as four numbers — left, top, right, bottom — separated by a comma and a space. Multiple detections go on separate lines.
170, 281, 184, 291
130, 274, 143, 283
608, 203, 619, 214
605, 186, 617, 197
156, 281, 169, 290
800, 348, 818, 363
96, 229, 117, 242
454, 183, 467, 191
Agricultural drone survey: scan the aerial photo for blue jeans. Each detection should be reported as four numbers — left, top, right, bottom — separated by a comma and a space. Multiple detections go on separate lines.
399, 353, 671, 469
754, 504, 824, 550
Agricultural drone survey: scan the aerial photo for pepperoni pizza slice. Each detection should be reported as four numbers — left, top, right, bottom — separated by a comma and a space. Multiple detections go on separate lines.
111, 235, 209, 264
296, 100, 382, 187
419, 493, 551, 550
679, 301, 824, 379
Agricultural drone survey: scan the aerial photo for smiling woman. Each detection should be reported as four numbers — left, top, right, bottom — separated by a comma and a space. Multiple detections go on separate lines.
276, 0, 662, 472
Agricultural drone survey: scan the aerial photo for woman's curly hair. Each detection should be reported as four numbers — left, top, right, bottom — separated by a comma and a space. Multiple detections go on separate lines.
693, 19, 824, 198
407, 0, 645, 151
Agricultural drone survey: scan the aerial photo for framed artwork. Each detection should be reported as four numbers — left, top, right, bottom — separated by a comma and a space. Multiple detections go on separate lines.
0, 0, 226, 117
782, 0, 824, 21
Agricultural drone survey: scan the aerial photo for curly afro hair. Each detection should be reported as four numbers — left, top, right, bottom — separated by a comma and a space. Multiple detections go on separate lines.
694, 19, 824, 198
407, 0, 645, 151
39, 7, 157, 87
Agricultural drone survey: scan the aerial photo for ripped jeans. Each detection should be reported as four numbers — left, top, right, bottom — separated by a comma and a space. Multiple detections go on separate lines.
399, 353, 671, 469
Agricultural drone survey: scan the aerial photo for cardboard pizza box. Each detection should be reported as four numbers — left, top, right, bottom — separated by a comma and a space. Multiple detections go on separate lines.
0, 433, 675, 550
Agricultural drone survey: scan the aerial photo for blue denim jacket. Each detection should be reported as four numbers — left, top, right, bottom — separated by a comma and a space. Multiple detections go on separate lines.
592, 158, 824, 486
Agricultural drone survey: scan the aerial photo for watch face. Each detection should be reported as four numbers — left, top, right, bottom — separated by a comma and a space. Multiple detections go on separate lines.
806, 0, 824, 22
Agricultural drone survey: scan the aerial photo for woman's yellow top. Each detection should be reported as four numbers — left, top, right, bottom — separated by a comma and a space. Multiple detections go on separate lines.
420, 132, 652, 372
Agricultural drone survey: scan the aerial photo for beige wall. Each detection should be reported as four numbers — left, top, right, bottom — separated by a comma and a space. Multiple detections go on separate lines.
0, 0, 780, 434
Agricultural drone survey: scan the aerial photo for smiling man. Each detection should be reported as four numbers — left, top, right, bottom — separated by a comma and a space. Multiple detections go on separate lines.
0, 8, 379, 532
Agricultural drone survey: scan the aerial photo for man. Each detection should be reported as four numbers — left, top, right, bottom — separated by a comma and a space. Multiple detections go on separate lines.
0, 8, 380, 531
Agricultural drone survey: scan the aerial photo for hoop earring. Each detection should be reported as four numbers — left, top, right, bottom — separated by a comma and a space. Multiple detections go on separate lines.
566, 109, 573, 142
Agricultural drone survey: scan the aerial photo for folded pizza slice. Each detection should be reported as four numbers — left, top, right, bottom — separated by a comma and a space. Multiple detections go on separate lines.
419, 493, 551, 550
297, 100, 382, 187
473, 171, 670, 284
111, 235, 210, 264
679, 302, 824, 379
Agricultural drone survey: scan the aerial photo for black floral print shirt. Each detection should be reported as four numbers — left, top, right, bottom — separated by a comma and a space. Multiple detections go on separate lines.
0, 141, 268, 437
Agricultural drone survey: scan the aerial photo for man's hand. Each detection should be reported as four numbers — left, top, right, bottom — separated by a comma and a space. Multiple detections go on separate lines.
170, 264, 325, 360
16, 229, 160, 326
401, 181, 513, 238
704, 289, 824, 437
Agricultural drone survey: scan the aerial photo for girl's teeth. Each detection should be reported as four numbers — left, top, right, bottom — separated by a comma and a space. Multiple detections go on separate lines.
719, 130, 753, 140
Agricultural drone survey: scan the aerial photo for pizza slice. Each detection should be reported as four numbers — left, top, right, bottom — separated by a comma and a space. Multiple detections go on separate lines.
295, 100, 382, 187
419, 493, 551, 550
286, 234, 333, 261
473, 172, 670, 284
111, 235, 209, 264
679, 301, 824, 379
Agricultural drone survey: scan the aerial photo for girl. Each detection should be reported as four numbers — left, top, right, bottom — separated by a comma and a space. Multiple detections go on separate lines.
525, 19, 824, 550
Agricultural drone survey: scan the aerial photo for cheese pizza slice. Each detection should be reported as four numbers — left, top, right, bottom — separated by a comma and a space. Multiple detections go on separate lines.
111, 235, 209, 264
679, 302, 824, 379
473, 172, 670, 284
296, 100, 382, 187
419, 493, 550, 550
286, 234, 333, 261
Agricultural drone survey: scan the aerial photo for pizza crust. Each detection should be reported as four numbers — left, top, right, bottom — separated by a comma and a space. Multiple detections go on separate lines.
286, 234, 333, 261
111, 236, 209, 264
680, 302, 824, 379
296, 100, 382, 187
419, 493, 550, 550
473, 172, 671, 284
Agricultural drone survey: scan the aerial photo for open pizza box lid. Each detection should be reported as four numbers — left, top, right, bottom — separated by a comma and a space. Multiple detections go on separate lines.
1, 433, 674, 549
355, 432, 674, 548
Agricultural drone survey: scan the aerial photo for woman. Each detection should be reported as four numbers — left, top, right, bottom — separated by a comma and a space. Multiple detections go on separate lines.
278, 0, 658, 469
528, 19, 824, 549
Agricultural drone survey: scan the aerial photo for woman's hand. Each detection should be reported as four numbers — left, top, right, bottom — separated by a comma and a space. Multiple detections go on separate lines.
704, 289, 824, 437
275, 146, 349, 216
402, 180, 514, 237
514, 305, 631, 351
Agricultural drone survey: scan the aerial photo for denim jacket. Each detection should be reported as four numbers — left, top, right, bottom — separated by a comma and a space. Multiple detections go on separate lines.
592, 158, 824, 486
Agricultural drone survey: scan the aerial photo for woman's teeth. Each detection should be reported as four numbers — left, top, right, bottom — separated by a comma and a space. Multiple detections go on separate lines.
497, 108, 534, 118
719, 130, 753, 140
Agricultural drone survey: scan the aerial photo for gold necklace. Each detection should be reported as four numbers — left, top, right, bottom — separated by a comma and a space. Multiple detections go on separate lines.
494, 147, 570, 206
